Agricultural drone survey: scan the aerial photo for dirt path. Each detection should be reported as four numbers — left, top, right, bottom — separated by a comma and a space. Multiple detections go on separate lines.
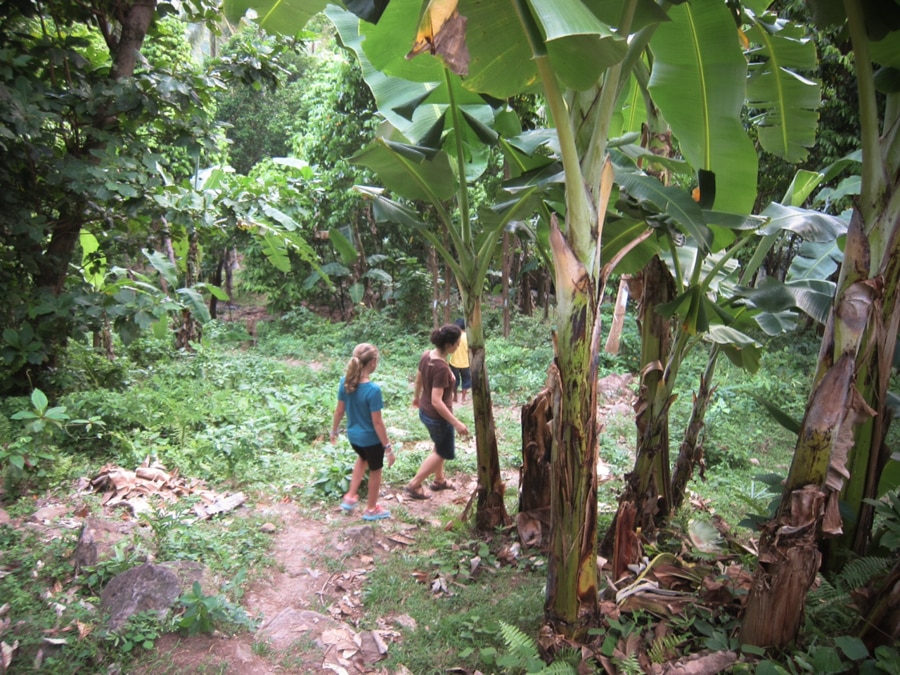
138, 474, 486, 675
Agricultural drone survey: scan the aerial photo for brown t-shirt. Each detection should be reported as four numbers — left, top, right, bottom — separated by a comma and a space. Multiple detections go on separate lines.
418, 350, 454, 419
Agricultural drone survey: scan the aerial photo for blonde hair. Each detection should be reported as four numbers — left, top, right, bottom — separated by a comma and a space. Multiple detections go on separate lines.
343, 343, 379, 393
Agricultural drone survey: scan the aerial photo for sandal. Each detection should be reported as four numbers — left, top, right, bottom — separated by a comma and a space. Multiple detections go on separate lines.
430, 480, 455, 491
403, 485, 431, 500
362, 506, 391, 521
340, 496, 358, 511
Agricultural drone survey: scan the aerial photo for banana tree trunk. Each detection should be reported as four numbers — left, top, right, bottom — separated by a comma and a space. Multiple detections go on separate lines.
464, 299, 510, 530
742, 216, 879, 647
601, 256, 675, 558
544, 216, 601, 637
833, 242, 900, 557
670, 349, 719, 513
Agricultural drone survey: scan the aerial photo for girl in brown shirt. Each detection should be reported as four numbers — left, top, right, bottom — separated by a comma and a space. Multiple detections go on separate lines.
404, 323, 469, 499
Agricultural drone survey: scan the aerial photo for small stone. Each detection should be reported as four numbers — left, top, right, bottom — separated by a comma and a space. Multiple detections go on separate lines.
260, 522, 277, 534
749, 458, 760, 466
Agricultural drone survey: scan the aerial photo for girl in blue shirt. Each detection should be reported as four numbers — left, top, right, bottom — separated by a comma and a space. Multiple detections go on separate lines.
329, 343, 394, 520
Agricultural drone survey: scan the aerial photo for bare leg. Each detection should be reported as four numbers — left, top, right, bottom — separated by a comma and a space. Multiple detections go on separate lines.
366, 468, 382, 510
408, 451, 444, 488
344, 456, 367, 504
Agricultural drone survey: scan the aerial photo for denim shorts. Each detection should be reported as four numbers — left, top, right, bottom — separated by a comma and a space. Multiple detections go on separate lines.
419, 410, 455, 460
451, 366, 472, 391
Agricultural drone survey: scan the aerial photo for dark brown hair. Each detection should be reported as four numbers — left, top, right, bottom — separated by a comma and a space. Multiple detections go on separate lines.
430, 324, 462, 352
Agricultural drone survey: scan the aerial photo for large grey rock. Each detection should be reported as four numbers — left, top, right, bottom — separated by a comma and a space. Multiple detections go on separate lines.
100, 563, 183, 630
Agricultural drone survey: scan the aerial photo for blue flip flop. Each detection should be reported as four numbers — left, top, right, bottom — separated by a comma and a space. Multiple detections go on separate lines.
362, 507, 391, 521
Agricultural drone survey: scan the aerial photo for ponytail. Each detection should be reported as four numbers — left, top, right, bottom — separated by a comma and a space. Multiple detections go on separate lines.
344, 343, 379, 393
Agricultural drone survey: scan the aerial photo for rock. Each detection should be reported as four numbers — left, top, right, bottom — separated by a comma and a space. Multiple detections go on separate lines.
27, 504, 67, 523
100, 563, 183, 631
260, 522, 277, 534
73, 517, 141, 573
159, 560, 212, 596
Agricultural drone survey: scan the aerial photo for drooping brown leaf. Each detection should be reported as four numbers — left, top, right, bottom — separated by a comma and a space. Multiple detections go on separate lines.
405, 0, 469, 76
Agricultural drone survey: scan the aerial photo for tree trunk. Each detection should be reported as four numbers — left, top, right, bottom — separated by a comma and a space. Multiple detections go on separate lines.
175, 232, 202, 350
502, 230, 511, 338
741, 486, 825, 647
670, 350, 718, 514
601, 256, 675, 558
520, 383, 553, 513
463, 300, 510, 531
429, 245, 440, 328
544, 215, 600, 638
742, 216, 880, 648
856, 558, 900, 650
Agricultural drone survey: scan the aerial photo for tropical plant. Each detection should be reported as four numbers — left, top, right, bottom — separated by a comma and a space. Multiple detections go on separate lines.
221, 0, 829, 639
0, 2, 317, 393
741, 0, 900, 648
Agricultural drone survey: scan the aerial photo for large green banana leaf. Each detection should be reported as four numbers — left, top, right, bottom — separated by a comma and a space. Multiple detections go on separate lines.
350, 138, 457, 203
745, 11, 820, 162
648, 0, 758, 214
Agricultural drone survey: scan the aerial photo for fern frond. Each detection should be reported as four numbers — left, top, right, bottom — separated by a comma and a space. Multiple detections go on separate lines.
499, 620, 539, 659
613, 653, 642, 675
536, 661, 578, 675
836, 556, 892, 589
649, 633, 683, 664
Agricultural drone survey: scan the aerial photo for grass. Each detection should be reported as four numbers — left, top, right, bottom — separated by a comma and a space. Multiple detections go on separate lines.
0, 305, 832, 673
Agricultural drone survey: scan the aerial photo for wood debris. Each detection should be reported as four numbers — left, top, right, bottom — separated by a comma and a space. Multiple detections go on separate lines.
86, 459, 246, 520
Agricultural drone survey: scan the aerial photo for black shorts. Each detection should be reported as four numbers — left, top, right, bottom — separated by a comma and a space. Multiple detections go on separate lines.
350, 442, 387, 471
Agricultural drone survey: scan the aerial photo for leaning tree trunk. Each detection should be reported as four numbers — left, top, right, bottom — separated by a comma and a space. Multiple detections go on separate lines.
670, 348, 719, 514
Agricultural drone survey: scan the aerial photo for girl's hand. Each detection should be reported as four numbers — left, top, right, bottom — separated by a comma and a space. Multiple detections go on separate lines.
387, 452, 396, 468
456, 422, 469, 437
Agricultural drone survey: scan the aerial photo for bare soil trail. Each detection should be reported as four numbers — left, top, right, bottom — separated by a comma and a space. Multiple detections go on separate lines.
136, 473, 487, 675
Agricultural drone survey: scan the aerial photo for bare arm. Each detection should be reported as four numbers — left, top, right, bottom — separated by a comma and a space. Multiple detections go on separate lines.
431, 386, 468, 436
412, 369, 423, 408
330, 400, 345, 443
370, 409, 395, 467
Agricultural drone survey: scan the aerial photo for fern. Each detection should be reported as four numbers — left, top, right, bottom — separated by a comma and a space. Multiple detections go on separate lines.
648, 633, 683, 664
837, 556, 893, 589
613, 653, 642, 675
496, 621, 577, 674
806, 556, 893, 635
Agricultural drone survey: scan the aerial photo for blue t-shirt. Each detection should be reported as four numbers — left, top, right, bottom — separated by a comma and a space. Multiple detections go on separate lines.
337, 379, 384, 447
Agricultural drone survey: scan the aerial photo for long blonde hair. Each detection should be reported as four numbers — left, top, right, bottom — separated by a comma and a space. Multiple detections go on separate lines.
343, 343, 379, 393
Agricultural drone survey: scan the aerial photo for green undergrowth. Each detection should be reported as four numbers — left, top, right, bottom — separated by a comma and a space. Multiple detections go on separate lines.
0, 305, 841, 673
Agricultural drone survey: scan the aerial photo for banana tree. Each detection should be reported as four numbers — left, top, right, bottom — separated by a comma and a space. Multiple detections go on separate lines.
741, 0, 900, 649
226, 0, 822, 637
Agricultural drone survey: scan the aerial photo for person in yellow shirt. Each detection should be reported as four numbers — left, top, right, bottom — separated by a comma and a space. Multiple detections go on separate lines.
448, 317, 471, 404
